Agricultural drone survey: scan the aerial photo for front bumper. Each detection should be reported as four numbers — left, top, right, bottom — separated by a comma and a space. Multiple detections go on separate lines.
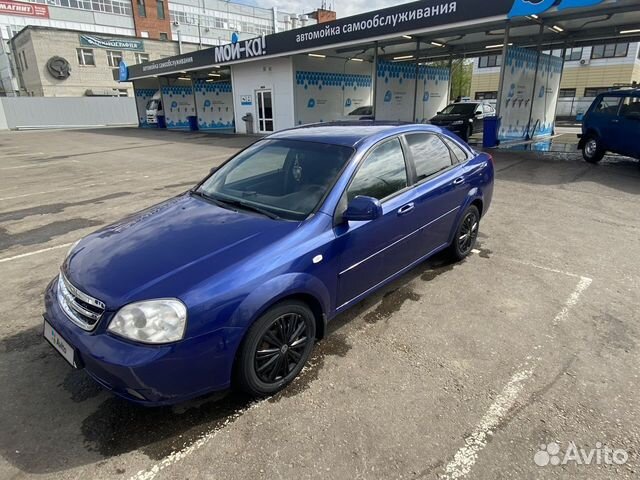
43, 278, 244, 405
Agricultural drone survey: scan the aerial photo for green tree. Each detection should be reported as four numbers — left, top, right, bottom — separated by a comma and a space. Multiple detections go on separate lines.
426, 59, 473, 100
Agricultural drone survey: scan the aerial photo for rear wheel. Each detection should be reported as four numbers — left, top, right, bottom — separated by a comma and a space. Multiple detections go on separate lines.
235, 301, 315, 397
449, 205, 480, 261
582, 135, 605, 163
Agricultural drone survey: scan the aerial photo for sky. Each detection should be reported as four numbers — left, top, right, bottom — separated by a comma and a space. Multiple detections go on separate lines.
237, 0, 410, 18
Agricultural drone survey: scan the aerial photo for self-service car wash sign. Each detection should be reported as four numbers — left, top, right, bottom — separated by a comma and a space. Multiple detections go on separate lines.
126, 0, 606, 80
79, 35, 145, 51
0, 0, 48, 18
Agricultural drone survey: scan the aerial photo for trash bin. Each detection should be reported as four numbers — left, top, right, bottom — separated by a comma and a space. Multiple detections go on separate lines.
157, 115, 166, 129
483, 116, 501, 148
242, 113, 254, 134
187, 115, 199, 131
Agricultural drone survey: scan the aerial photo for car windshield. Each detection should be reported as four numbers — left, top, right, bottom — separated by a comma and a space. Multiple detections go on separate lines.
440, 103, 477, 115
196, 139, 353, 221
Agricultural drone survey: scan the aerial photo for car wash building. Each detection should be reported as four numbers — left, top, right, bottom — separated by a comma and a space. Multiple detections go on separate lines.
122, 0, 640, 144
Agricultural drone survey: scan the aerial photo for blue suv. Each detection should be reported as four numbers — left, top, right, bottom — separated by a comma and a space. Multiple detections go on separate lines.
579, 89, 640, 163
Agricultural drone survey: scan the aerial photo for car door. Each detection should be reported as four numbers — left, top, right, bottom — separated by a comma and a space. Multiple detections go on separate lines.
473, 104, 484, 132
588, 95, 623, 150
402, 132, 472, 256
617, 95, 640, 157
334, 137, 417, 309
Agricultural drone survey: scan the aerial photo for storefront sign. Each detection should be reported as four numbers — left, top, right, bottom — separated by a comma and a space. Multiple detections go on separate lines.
126, 0, 607, 80
80, 35, 144, 51
0, 0, 48, 18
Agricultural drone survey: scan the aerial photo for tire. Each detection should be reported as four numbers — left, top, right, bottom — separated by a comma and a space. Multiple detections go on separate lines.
449, 205, 480, 261
582, 135, 605, 163
235, 300, 316, 397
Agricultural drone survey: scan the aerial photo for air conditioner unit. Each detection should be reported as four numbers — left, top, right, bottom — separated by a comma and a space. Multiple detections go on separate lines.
173, 21, 180, 26
580, 59, 590, 66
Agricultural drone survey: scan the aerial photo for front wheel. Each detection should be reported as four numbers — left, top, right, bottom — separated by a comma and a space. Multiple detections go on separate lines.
582, 135, 605, 163
235, 301, 316, 397
449, 205, 480, 261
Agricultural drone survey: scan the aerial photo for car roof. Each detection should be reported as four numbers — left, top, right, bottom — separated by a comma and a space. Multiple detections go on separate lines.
597, 88, 640, 97
267, 122, 445, 148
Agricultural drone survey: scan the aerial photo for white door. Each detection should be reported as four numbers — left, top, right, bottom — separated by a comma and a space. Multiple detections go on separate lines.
256, 90, 274, 133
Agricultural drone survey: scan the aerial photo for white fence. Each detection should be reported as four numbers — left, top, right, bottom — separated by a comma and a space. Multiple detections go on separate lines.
0, 97, 138, 130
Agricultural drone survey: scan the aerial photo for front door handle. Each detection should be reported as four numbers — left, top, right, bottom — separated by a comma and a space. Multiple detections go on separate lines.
397, 203, 415, 215
453, 177, 465, 185
611, 119, 620, 123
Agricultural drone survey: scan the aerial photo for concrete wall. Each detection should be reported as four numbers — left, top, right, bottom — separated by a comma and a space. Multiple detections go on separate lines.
0, 97, 137, 129
231, 56, 295, 134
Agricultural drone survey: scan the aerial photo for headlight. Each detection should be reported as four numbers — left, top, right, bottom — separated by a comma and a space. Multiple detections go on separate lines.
451, 120, 464, 126
108, 299, 187, 344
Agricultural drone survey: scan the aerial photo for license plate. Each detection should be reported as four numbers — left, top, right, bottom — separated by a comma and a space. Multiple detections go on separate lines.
43, 321, 77, 368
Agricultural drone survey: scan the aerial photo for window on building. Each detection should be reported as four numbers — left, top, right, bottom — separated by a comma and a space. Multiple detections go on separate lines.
475, 91, 498, 100
584, 87, 612, 97
347, 138, 408, 201
159, 32, 169, 41
76, 48, 95, 66
559, 88, 577, 98
140, 31, 149, 38
405, 134, 453, 181
135, 52, 150, 63
478, 55, 502, 68
591, 43, 629, 59
106, 50, 123, 67
21, 51, 28, 69
137, 0, 145, 17
157, 0, 165, 19
565, 48, 583, 61
16, 52, 23, 71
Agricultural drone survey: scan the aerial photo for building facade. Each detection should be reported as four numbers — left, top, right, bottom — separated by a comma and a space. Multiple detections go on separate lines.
0, 0, 320, 96
470, 42, 640, 117
11, 26, 199, 96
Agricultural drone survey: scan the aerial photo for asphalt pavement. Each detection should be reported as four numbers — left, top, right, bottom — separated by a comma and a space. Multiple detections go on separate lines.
0, 127, 638, 480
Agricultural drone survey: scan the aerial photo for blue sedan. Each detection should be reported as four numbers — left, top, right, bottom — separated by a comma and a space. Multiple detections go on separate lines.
43, 122, 494, 405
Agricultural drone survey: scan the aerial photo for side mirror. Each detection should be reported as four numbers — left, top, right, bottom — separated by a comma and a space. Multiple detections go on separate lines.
436, 111, 442, 115
210, 166, 217, 174
343, 196, 382, 222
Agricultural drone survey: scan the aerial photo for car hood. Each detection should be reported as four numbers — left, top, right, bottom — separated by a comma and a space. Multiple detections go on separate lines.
63, 193, 299, 309
430, 114, 468, 123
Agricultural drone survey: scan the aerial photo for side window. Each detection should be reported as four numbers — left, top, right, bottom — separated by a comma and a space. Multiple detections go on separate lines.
594, 96, 622, 116
620, 96, 640, 119
442, 136, 469, 163
347, 138, 407, 202
405, 133, 453, 181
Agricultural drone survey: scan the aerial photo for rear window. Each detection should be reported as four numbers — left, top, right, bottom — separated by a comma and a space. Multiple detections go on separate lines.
442, 137, 469, 163
405, 133, 453, 181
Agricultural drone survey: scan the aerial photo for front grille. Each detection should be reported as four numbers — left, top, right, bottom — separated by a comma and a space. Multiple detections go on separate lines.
57, 273, 105, 331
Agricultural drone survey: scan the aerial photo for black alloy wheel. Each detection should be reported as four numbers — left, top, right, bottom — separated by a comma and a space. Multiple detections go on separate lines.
235, 300, 315, 396
450, 205, 480, 260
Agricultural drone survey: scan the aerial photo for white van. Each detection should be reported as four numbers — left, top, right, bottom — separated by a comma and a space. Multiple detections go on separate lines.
145, 92, 164, 125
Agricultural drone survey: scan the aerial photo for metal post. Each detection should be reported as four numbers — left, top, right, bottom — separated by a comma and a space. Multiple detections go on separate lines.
412, 39, 421, 122
372, 42, 378, 119
495, 22, 511, 121
551, 46, 568, 135
447, 54, 453, 104
526, 23, 545, 139
177, 30, 183, 54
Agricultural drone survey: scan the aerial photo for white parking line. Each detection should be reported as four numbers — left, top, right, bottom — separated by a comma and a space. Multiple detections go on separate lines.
441, 368, 534, 480
0, 243, 72, 264
440, 274, 592, 479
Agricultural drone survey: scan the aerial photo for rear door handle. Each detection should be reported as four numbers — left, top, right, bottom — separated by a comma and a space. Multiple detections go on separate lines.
453, 177, 465, 185
397, 203, 415, 215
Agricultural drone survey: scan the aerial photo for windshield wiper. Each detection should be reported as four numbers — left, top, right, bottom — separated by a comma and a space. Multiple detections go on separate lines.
191, 190, 234, 210
212, 195, 281, 220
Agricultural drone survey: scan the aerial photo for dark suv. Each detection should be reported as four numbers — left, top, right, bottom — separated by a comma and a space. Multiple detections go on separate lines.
430, 102, 495, 141
579, 89, 640, 163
